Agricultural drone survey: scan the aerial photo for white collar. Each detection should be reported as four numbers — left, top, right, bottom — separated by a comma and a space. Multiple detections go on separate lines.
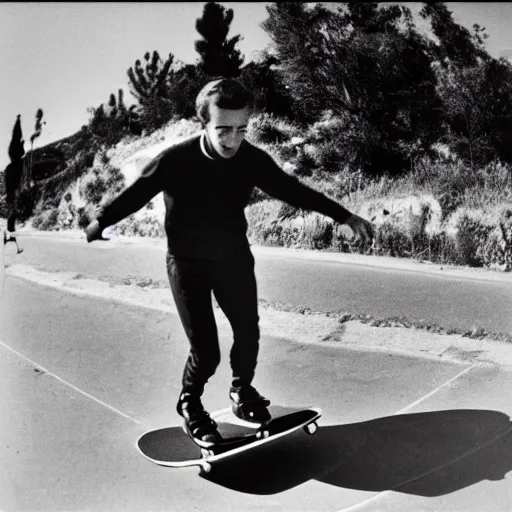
200, 132, 215, 160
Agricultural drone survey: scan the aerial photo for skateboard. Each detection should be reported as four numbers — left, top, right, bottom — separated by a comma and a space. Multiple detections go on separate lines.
137, 405, 322, 474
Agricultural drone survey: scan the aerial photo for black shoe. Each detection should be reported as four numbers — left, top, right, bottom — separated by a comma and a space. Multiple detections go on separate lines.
229, 385, 271, 424
176, 393, 223, 447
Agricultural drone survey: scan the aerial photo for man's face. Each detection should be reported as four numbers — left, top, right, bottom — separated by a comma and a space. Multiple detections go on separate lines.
204, 104, 251, 159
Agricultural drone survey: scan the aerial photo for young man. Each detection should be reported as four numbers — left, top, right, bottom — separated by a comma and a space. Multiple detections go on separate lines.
85, 78, 374, 446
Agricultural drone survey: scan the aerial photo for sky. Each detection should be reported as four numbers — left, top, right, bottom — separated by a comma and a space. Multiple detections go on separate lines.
2, 2, 512, 172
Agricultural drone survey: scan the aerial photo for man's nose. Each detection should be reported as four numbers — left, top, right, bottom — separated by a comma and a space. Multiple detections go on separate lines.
226, 131, 243, 147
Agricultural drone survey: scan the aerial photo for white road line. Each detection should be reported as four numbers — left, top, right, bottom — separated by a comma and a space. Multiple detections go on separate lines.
332, 362, 483, 512
393, 362, 480, 416
0, 337, 142, 425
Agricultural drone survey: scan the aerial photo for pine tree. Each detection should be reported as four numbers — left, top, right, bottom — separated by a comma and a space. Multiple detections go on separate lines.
194, 1, 244, 78
127, 51, 176, 130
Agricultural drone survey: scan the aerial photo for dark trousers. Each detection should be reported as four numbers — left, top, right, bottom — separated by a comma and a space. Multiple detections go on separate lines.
166, 244, 260, 397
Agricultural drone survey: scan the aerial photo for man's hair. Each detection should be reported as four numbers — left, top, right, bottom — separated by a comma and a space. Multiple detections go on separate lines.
195, 78, 254, 125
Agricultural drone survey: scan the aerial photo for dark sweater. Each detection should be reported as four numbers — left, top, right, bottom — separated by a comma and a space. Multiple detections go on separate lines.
97, 134, 351, 259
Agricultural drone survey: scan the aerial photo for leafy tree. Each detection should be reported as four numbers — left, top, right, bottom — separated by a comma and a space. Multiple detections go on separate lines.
25, 108, 46, 188
127, 51, 177, 130
239, 51, 295, 119
439, 57, 512, 167
30, 109, 45, 151
195, 1, 244, 78
419, 2, 489, 69
261, 2, 328, 123
418, 3, 512, 167
261, 2, 444, 175
166, 63, 209, 119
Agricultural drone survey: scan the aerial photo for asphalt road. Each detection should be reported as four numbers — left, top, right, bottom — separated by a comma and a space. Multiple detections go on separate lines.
7, 231, 512, 335
2, 231, 512, 511
3, 274, 510, 512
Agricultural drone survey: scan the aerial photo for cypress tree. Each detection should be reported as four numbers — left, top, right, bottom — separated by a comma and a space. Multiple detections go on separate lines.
195, 1, 244, 78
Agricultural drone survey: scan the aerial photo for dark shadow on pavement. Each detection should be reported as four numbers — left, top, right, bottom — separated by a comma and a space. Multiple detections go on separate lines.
203, 409, 512, 496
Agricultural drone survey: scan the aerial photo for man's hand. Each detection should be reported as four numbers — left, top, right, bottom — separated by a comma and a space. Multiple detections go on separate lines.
345, 213, 375, 248
85, 219, 109, 243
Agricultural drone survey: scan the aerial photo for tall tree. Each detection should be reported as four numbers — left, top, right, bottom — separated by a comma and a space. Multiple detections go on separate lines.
26, 108, 45, 188
261, 2, 444, 175
4, 115, 25, 232
8, 114, 25, 163
418, 2, 507, 167
239, 51, 295, 119
166, 63, 209, 119
261, 2, 327, 122
127, 51, 176, 130
195, 1, 244, 78
438, 57, 512, 167
419, 2, 489, 69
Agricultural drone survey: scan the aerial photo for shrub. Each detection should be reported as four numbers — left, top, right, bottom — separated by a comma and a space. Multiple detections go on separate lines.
32, 207, 59, 230
82, 164, 125, 205
479, 208, 512, 271
374, 222, 412, 258
113, 215, 165, 238
454, 213, 494, 267
247, 114, 302, 146
302, 214, 333, 250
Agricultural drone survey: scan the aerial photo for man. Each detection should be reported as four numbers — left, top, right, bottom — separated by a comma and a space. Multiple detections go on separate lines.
85, 78, 374, 447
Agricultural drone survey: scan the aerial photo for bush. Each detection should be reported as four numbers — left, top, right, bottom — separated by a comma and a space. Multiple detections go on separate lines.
113, 215, 165, 238
455, 214, 494, 267
374, 222, 412, 258
302, 214, 333, 250
82, 164, 125, 205
247, 114, 302, 146
479, 209, 512, 271
32, 207, 59, 231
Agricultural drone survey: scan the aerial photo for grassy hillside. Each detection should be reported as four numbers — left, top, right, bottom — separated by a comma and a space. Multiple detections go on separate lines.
2, 114, 512, 272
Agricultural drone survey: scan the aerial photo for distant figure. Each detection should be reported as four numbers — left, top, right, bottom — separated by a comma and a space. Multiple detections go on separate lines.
85, 78, 375, 445
3, 161, 23, 253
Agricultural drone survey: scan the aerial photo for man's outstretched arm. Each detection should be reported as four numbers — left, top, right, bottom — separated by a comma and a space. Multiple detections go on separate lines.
85, 155, 164, 242
254, 152, 375, 245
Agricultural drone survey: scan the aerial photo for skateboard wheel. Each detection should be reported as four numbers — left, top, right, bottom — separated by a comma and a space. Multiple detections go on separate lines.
304, 422, 318, 435
257, 429, 270, 439
200, 462, 212, 474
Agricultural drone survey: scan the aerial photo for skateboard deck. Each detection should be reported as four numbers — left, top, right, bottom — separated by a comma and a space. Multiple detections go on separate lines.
137, 405, 322, 474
